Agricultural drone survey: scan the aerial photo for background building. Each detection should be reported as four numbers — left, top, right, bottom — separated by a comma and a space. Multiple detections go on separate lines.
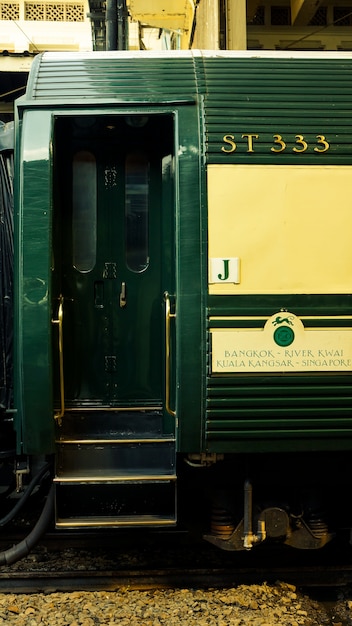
1, 0, 352, 118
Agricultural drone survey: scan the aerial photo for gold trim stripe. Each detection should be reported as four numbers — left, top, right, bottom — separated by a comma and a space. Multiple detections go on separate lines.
56, 518, 176, 528
209, 315, 352, 322
54, 474, 177, 483
63, 406, 162, 412
56, 438, 175, 444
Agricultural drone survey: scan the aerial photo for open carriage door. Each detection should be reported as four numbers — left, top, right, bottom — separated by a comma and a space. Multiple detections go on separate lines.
52, 113, 177, 527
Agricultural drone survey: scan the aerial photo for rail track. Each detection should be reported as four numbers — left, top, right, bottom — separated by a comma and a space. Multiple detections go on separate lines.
1, 563, 352, 594
1, 529, 352, 592
1, 532, 352, 625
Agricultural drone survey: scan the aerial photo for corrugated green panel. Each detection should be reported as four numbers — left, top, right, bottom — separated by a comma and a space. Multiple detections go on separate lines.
206, 294, 352, 453
198, 57, 352, 164
206, 375, 352, 447
25, 53, 197, 102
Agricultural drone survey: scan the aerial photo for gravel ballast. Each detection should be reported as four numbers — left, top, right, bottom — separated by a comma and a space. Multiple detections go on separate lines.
0, 582, 346, 625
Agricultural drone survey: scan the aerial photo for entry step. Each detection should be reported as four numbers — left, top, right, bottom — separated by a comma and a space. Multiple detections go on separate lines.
55, 438, 176, 477
56, 409, 166, 439
54, 480, 177, 529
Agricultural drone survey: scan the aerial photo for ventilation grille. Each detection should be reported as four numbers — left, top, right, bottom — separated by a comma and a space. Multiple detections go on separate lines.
0, 2, 19, 19
24, 1, 84, 21
0, 0, 84, 19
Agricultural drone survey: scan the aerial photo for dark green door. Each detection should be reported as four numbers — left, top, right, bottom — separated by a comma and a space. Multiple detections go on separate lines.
53, 114, 174, 409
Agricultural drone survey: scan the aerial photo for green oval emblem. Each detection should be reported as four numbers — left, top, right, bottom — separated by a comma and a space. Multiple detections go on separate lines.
274, 326, 295, 347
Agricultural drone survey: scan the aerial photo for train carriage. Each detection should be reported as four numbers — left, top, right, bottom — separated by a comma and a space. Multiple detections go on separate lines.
2, 50, 352, 561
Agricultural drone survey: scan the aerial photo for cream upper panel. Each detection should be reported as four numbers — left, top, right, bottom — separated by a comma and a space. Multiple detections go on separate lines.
208, 164, 352, 295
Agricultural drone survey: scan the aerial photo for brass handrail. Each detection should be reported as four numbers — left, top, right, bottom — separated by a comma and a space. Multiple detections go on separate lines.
164, 292, 176, 417
51, 295, 65, 424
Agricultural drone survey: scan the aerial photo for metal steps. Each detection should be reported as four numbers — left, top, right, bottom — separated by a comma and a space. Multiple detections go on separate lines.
54, 410, 177, 529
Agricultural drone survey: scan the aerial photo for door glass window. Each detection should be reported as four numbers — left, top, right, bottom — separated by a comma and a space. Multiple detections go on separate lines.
72, 150, 97, 272
125, 152, 149, 272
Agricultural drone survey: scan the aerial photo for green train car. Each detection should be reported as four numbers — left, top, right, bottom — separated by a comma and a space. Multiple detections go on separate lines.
1, 50, 352, 562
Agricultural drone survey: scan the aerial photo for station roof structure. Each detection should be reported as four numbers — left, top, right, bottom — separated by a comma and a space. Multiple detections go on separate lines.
2, 0, 352, 119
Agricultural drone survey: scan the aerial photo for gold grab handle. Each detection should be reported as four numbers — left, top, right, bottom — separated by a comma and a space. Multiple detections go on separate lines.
164, 292, 176, 417
51, 296, 65, 424
120, 281, 127, 308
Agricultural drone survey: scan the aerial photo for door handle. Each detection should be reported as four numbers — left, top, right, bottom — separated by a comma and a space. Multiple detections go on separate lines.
164, 292, 176, 417
120, 281, 127, 308
51, 295, 65, 425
